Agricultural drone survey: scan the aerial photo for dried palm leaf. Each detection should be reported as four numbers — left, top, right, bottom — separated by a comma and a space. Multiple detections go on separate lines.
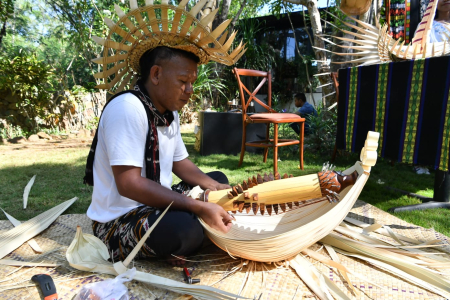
1, 208, 42, 253
23, 174, 36, 209
0, 197, 77, 260
66, 205, 248, 300
320, 232, 450, 298
0, 260, 58, 267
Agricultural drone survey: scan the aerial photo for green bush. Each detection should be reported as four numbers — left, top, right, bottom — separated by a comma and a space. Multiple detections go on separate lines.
0, 52, 56, 131
306, 105, 337, 155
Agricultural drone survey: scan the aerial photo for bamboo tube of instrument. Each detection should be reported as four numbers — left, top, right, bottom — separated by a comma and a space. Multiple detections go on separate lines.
207, 174, 322, 211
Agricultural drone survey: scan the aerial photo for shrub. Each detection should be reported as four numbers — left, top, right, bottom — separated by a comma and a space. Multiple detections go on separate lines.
0, 52, 56, 131
306, 104, 337, 155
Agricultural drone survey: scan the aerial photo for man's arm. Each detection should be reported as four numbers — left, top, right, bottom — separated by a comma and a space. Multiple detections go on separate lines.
172, 158, 231, 191
112, 165, 233, 232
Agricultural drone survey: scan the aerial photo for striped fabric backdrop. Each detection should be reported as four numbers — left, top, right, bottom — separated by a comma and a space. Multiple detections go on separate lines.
336, 56, 450, 171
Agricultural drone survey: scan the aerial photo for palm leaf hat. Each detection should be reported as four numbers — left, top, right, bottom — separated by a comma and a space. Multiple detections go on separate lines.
92, 0, 247, 93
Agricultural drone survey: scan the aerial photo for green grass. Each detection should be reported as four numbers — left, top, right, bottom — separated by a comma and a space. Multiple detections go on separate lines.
0, 132, 449, 238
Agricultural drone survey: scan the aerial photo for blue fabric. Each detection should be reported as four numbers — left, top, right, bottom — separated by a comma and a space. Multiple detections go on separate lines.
298, 102, 318, 117
290, 102, 317, 135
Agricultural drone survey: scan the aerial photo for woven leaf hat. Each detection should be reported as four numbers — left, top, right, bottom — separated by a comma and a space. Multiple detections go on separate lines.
340, 0, 372, 15
92, 0, 246, 93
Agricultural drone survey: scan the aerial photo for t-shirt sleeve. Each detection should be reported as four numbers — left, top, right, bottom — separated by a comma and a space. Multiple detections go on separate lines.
100, 95, 147, 167
172, 112, 189, 162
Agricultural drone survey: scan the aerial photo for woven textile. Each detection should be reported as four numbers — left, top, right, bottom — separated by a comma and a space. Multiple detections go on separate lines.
337, 56, 450, 171
385, 0, 422, 44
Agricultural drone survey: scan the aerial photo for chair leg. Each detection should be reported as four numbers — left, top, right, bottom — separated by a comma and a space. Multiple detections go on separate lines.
299, 121, 304, 170
263, 123, 270, 163
238, 122, 247, 167
273, 123, 279, 175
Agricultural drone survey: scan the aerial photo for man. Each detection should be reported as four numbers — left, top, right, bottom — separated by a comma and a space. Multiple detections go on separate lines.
289, 93, 318, 135
86, 47, 234, 265
84, 0, 245, 266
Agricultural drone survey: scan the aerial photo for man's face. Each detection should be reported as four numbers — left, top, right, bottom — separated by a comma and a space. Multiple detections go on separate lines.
149, 55, 198, 113
294, 98, 304, 108
438, 0, 450, 12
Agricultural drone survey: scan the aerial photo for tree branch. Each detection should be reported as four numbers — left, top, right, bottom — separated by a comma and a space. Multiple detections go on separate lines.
229, 0, 247, 34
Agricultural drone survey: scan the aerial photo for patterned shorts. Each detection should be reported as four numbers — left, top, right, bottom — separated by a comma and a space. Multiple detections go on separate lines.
92, 206, 158, 261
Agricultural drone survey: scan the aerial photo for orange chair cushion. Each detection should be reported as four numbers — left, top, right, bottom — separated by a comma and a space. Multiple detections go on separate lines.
248, 113, 305, 123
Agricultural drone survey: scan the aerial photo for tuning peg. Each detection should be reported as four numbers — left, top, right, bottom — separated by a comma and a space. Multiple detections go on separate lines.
268, 173, 274, 181
231, 187, 238, 197
283, 173, 289, 179
267, 205, 272, 216
252, 203, 258, 215
244, 192, 250, 199
273, 204, 279, 215
252, 193, 258, 201
231, 210, 237, 214
287, 202, 293, 209
289, 174, 294, 178
279, 203, 286, 212
227, 191, 234, 199
294, 201, 300, 207
245, 203, 251, 214
260, 203, 266, 215
257, 174, 263, 184
233, 201, 239, 210
238, 202, 245, 213
236, 184, 243, 193
248, 177, 254, 188
252, 176, 258, 186
275, 173, 281, 180
263, 173, 269, 182
242, 180, 248, 190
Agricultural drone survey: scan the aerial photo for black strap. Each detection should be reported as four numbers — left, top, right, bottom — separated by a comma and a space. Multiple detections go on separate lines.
83, 90, 151, 186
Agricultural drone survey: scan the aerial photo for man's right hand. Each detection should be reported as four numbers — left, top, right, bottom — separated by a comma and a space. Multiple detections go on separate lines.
194, 202, 234, 233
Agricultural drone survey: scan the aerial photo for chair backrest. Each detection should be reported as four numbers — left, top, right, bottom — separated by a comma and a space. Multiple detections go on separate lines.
233, 68, 277, 115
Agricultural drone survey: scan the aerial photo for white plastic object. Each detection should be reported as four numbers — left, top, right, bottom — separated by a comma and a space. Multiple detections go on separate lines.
73, 268, 136, 300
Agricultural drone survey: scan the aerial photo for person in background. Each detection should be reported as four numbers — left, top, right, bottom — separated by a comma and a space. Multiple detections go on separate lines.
430, 0, 450, 42
289, 92, 317, 135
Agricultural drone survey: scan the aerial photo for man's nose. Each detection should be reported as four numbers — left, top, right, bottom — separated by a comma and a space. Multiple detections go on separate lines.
185, 83, 194, 95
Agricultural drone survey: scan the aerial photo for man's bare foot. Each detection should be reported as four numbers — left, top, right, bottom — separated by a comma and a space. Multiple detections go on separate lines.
166, 255, 186, 266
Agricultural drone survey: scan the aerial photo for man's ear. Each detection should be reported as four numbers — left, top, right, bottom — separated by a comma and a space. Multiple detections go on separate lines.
150, 65, 162, 85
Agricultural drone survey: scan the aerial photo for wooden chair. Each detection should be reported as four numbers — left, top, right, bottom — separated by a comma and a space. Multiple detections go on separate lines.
233, 68, 305, 176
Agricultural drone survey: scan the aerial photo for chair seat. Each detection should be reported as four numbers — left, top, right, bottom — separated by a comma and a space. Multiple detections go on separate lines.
248, 113, 305, 123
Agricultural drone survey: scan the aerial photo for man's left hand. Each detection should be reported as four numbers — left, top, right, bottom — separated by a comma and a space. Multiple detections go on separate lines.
206, 182, 231, 191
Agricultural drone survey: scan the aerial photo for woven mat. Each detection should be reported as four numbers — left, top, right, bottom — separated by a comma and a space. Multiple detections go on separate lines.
1, 200, 449, 300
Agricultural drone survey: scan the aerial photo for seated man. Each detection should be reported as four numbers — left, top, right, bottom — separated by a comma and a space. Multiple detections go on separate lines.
85, 46, 234, 266
289, 92, 318, 135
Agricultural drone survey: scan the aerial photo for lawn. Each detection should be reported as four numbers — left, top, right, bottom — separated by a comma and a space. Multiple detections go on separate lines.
0, 131, 449, 237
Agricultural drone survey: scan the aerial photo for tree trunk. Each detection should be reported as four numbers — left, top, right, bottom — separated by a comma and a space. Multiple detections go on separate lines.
0, 20, 6, 48
283, 0, 333, 106
213, 0, 231, 29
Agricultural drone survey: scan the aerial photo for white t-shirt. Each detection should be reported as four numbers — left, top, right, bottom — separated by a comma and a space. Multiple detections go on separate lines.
430, 21, 450, 43
87, 93, 189, 223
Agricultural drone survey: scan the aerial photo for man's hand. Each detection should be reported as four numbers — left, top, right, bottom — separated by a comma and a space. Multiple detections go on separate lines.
204, 182, 231, 191
194, 202, 234, 233
173, 159, 231, 191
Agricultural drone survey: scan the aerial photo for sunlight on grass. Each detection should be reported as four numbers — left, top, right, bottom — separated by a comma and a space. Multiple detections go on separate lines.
1, 133, 449, 238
